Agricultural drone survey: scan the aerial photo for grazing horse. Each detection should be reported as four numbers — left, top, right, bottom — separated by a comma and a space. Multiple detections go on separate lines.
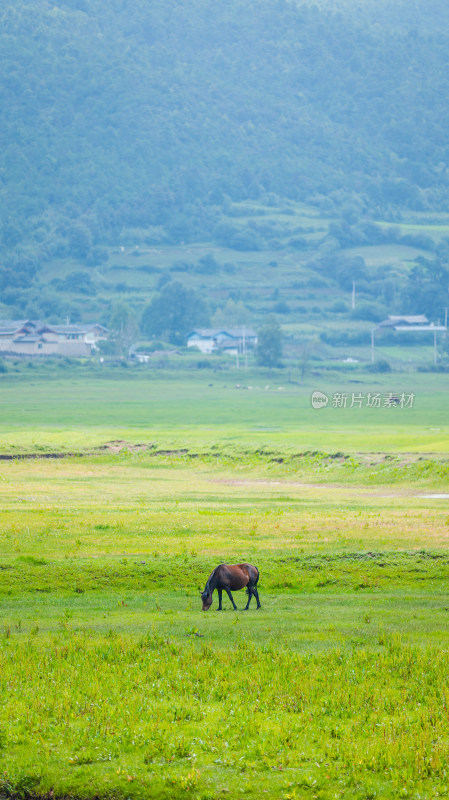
201, 563, 261, 611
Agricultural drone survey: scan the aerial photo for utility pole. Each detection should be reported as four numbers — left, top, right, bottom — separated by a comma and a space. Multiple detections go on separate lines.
243, 325, 248, 368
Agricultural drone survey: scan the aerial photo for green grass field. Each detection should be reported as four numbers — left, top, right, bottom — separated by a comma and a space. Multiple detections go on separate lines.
0, 366, 448, 452
1, 368, 449, 800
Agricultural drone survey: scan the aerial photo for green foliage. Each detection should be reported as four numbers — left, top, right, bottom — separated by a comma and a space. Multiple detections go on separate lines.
366, 358, 392, 373
330, 299, 349, 313
401, 256, 449, 318
140, 281, 209, 344
67, 224, 92, 260
335, 256, 367, 292
2, 0, 449, 269
53, 270, 97, 296
195, 253, 219, 274
351, 302, 386, 322
211, 297, 247, 327
108, 301, 139, 355
256, 318, 283, 367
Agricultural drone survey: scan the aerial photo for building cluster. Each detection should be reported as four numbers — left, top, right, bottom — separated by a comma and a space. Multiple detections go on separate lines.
186, 328, 258, 355
377, 315, 432, 330
0, 320, 108, 357
0, 321, 258, 360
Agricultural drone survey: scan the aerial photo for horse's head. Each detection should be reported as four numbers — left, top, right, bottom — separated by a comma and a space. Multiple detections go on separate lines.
201, 590, 213, 611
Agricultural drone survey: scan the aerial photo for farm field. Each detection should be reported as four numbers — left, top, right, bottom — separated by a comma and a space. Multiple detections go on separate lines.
1, 369, 449, 800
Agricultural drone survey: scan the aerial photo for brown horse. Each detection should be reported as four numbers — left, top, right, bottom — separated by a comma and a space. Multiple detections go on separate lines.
201, 563, 261, 611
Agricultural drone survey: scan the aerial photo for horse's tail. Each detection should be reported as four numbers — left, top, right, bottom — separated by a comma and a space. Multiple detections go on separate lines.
247, 565, 259, 588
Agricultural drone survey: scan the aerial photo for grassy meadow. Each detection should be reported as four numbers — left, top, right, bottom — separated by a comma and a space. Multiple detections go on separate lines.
1, 367, 449, 800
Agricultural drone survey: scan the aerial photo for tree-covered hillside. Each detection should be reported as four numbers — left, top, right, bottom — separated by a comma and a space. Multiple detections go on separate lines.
2, 0, 449, 326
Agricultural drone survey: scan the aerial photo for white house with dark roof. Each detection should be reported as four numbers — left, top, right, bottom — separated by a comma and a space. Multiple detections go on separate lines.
187, 328, 258, 354
0, 320, 108, 356
377, 315, 430, 329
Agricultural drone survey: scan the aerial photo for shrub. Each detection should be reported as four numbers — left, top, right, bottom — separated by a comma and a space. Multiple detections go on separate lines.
366, 359, 392, 373
273, 300, 290, 314
351, 303, 385, 322
330, 300, 349, 313
195, 254, 219, 274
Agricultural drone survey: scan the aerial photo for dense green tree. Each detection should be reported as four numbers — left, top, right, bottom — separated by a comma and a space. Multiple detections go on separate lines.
60, 271, 97, 296
108, 302, 139, 355
2, 0, 449, 264
256, 318, 283, 367
195, 254, 219, 275
401, 257, 449, 319
67, 225, 93, 260
3, 0, 449, 323
211, 298, 247, 327
140, 282, 210, 345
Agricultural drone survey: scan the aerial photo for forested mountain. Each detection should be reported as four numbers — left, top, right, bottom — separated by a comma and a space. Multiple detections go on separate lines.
2, 0, 449, 322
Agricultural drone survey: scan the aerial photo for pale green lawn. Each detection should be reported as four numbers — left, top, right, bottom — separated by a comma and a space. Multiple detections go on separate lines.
0, 370, 448, 452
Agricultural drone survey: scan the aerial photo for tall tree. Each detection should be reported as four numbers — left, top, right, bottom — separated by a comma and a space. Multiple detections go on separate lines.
140, 282, 209, 345
108, 302, 139, 356
401, 257, 449, 319
256, 318, 282, 367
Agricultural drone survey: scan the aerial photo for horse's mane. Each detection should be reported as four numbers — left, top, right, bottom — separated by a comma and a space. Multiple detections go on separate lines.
205, 563, 225, 594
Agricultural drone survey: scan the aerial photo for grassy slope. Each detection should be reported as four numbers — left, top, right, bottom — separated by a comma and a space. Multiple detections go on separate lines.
4, 199, 448, 374
30, 202, 448, 351
35, 202, 338, 323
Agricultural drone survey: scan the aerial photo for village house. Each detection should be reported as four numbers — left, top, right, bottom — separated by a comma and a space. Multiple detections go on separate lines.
377, 315, 430, 329
186, 328, 258, 355
0, 320, 108, 357
376, 315, 446, 336
373, 314, 447, 366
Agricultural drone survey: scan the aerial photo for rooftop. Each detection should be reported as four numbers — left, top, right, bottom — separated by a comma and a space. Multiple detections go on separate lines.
378, 315, 429, 328
0, 319, 37, 334
188, 328, 257, 339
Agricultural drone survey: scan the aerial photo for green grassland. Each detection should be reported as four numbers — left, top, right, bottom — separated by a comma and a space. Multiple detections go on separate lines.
0, 366, 448, 452
1, 370, 449, 800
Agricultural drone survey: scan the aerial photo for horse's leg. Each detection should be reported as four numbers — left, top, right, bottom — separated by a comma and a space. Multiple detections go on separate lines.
244, 586, 253, 610
225, 587, 237, 610
217, 588, 223, 610
253, 586, 261, 609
